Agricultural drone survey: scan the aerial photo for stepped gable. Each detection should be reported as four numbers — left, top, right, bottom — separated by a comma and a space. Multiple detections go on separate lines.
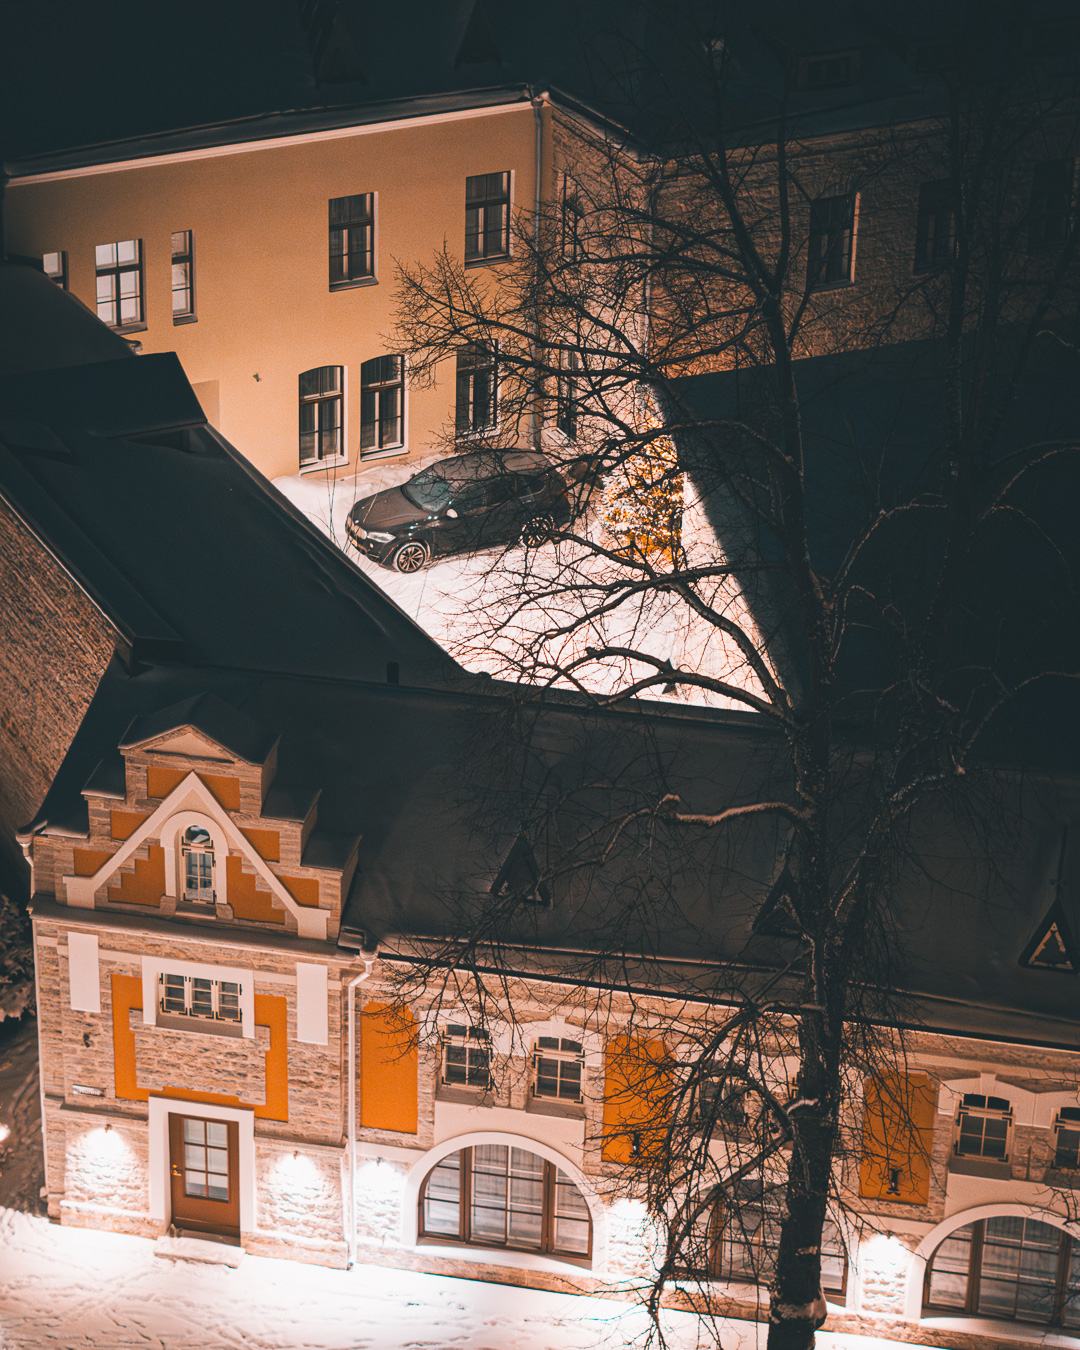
38, 692, 358, 945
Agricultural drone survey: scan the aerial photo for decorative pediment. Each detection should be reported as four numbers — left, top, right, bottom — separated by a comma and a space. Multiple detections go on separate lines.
119, 693, 278, 767
134, 728, 237, 763
62, 771, 328, 941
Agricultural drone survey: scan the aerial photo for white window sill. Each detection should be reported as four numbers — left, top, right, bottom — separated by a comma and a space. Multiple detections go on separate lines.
299, 455, 349, 475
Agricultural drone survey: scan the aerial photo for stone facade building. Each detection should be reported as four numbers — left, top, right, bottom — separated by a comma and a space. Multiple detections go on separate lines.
2, 262, 1080, 1349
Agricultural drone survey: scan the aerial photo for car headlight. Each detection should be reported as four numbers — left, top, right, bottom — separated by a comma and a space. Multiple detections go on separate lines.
365, 530, 395, 543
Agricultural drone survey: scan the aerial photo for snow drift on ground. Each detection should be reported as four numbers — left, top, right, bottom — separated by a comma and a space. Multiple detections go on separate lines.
273, 461, 772, 710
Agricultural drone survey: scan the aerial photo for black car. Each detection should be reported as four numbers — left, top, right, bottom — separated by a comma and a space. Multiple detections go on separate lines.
345, 449, 573, 572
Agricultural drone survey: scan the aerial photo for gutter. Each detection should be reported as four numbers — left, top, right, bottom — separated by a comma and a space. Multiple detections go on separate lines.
529, 89, 549, 450
345, 958, 376, 1268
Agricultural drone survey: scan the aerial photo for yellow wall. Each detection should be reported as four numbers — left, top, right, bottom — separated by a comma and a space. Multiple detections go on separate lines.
858, 1071, 937, 1205
7, 107, 538, 481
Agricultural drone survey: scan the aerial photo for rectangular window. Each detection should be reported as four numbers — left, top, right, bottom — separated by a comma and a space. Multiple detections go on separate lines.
465, 172, 510, 262
914, 181, 955, 271
532, 1037, 584, 1102
299, 365, 345, 467
441, 1024, 491, 1089
158, 972, 241, 1025
171, 230, 195, 322
801, 51, 860, 90
955, 1093, 1012, 1160
360, 355, 404, 454
181, 1117, 230, 1201
455, 343, 498, 435
556, 350, 580, 440
42, 251, 67, 289
562, 187, 585, 261
329, 193, 374, 286
807, 195, 856, 289
1054, 1108, 1080, 1168
1029, 160, 1073, 250
95, 239, 144, 328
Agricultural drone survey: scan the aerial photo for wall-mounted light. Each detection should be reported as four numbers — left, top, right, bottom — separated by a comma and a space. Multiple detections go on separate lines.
104, 1123, 112, 1133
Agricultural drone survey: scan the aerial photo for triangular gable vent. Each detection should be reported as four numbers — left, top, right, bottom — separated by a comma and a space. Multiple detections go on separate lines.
1020, 900, 1079, 974
491, 833, 551, 907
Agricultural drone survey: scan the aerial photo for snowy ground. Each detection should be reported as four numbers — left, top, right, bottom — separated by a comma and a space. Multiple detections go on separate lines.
273, 461, 771, 709
0, 1018, 939, 1350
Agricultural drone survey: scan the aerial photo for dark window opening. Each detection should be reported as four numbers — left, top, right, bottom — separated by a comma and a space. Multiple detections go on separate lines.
172, 230, 195, 321
914, 181, 955, 271
360, 354, 404, 453
808, 195, 856, 288
456, 343, 498, 434
299, 365, 344, 466
330, 193, 374, 285
465, 172, 510, 262
801, 51, 860, 90
1028, 160, 1073, 251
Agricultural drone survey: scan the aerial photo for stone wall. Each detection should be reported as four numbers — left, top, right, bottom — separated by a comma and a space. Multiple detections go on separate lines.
0, 501, 115, 845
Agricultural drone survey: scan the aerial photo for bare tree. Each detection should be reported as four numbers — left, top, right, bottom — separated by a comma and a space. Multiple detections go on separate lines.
388, 4, 1080, 1346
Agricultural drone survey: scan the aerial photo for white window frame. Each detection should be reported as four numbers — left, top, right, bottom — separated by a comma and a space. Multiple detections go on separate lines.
141, 955, 255, 1038
148, 1097, 255, 1232
531, 1036, 585, 1104
158, 971, 242, 1029
180, 824, 216, 904
299, 364, 349, 472
95, 238, 144, 330
441, 1024, 492, 1090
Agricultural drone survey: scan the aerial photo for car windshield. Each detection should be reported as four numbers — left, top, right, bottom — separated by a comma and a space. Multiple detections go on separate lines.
401, 467, 458, 512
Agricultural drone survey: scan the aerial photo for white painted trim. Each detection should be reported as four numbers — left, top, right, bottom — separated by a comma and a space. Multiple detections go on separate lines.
66, 932, 100, 1013
423, 1007, 512, 1055
398, 1129, 606, 1273
903, 1201, 1080, 1321
9, 102, 532, 186
507, 1017, 603, 1068
61, 774, 327, 940
296, 963, 329, 1045
938, 1074, 1080, 1130
158, 809, 230, 899
141, 954, 255, 1037
148, 1096, 256, 1233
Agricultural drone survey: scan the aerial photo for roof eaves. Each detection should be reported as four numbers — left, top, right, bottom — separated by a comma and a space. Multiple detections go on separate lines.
3, 85, 535, 179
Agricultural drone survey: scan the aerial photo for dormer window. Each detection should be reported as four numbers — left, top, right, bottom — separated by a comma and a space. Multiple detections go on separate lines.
181, 826, 216, 905
800, 51, 861, 90
955, 1093, 1012, 1161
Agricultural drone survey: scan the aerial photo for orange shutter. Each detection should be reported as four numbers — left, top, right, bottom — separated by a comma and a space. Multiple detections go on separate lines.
360, 1001, 418, 1134
858, 1071, 937, 1204
601, 1033, 672, 1163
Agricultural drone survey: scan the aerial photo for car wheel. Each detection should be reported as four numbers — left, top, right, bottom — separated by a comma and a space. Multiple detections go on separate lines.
390, 540, 430, 573
521, 514, 555, 547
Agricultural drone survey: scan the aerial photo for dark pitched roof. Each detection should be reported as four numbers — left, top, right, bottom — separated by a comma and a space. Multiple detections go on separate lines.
0, 266, 462, 685
24, 653, 1080, 1050
119, 693, 279, 765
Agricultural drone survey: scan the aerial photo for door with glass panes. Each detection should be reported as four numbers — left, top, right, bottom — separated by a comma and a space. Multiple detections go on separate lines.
168, 1112, 240, 1239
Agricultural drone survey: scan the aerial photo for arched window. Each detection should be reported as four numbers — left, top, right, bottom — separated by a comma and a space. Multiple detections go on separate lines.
419, 1144, 591, 1263
925, 1216, 1080, 1326
181, 826, 216, 905
681, 1183, 848, 1303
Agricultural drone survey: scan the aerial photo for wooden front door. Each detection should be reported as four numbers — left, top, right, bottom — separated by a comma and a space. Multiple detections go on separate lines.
168, 1112, 240, 1240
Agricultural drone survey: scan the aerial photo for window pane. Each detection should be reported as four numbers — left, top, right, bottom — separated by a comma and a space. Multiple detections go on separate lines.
117, 239, 138, 264
183, 1118, 205, 1145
